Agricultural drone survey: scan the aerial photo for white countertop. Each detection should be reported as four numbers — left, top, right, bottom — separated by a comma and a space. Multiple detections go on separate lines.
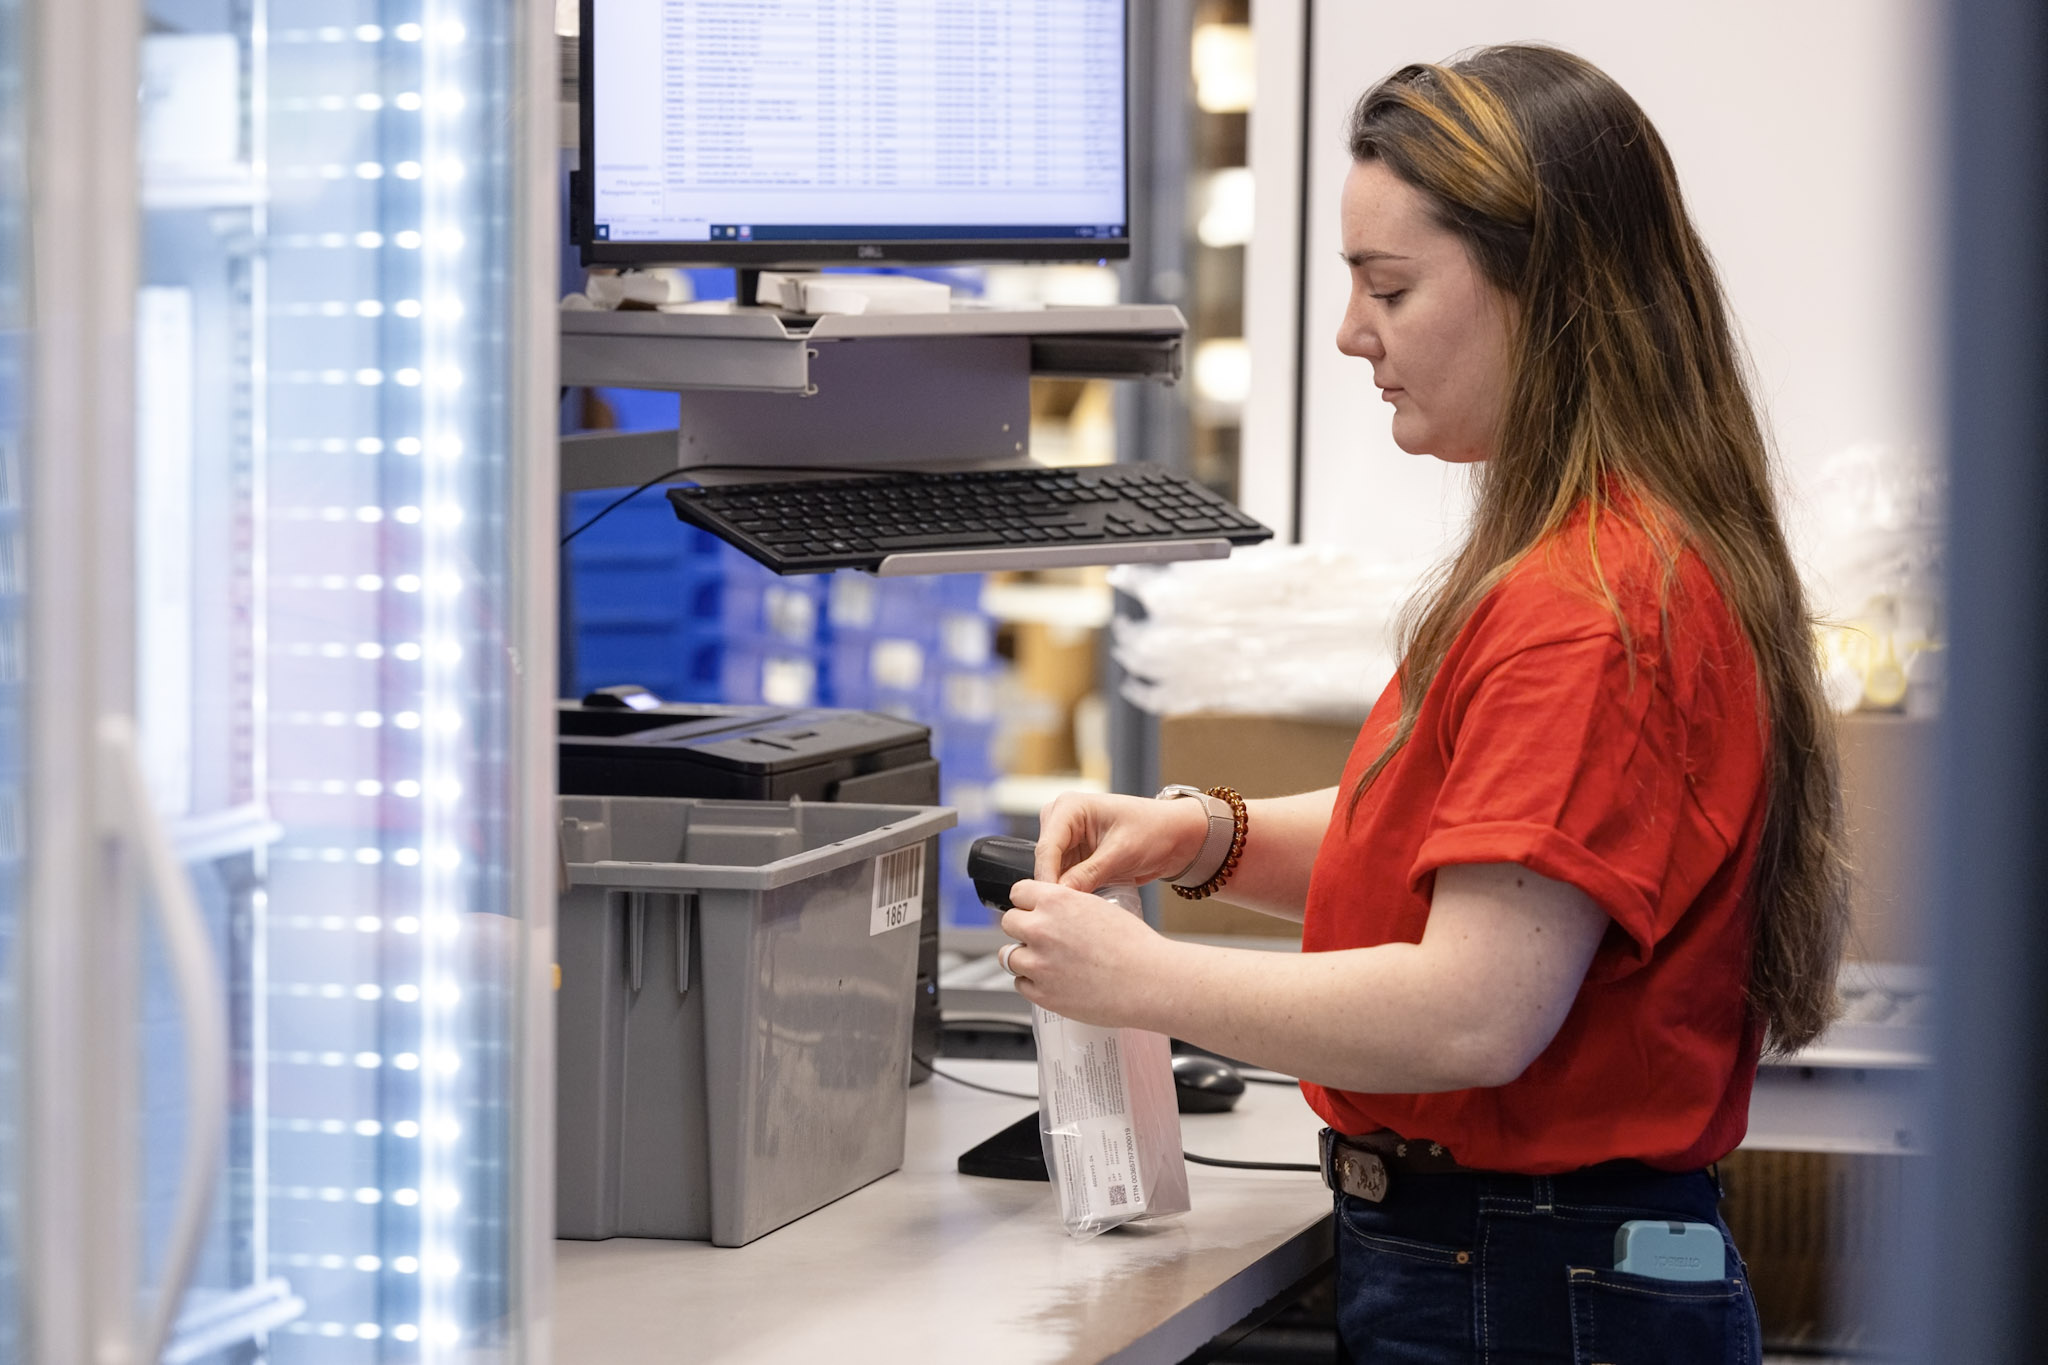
552, 1059, 1334, 1364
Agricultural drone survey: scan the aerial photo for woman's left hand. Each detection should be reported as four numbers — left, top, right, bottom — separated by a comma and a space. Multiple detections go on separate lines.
999, 880, 1174, 1029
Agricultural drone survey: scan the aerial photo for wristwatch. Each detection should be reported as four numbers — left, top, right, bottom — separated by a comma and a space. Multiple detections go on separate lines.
1156, 784, 1236, 888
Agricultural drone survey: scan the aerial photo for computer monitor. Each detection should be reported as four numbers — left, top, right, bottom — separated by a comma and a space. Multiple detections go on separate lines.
574, 0, 1130, 269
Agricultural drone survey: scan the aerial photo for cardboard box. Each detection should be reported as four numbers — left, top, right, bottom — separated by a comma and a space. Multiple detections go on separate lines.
1718, 1148, 1907, 1350
1835, 713, 1933, 964
1002, 620, 1100, 775
1156, 713, 1362, 938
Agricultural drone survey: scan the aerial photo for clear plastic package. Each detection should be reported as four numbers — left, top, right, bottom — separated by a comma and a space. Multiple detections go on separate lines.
1032, 884, 1191, 1240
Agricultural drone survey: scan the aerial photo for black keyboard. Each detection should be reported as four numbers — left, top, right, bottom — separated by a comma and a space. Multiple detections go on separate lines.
666, 466, 1273, 575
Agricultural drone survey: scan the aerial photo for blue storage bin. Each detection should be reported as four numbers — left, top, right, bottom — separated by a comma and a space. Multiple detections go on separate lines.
567, 492, 722, 572
935, 609, 995, 669
564, 489, 729, 703
938, 817, 1005, 927
822, 672, 866, 712
575, 572, 722, 629
827, 631, 938, 714
720, 638, 823, 708
575, 627, 724, 703
823, 575, 871, 633
715, 541, 780, 578
931, 573, 987, 612
682, 268, 739, 301
592, 386, 680, 432
936, 771, 997, 825
827, 575, 973, 638
827, 578, 983, 652
933, 727, 1001, 786
862, 694, 931, 725
723, 574, 826, 648
935, 667, 999, 724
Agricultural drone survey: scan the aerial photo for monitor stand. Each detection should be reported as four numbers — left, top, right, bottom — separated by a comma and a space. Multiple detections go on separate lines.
734, 267, 769, 309
563, 329, 1038, 491
686, 266, 813, 326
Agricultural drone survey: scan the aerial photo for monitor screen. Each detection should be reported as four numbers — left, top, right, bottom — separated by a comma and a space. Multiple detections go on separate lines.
576, 0, 1130, 267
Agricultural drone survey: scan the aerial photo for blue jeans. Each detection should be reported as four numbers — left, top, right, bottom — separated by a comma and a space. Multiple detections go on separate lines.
1333, 1159, 1762, 1364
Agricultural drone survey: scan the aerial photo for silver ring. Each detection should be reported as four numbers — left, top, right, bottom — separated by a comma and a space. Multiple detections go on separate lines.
997, 942, 1021, 977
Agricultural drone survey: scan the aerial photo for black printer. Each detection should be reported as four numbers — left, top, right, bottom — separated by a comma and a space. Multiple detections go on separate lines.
559, 689, 944, 1081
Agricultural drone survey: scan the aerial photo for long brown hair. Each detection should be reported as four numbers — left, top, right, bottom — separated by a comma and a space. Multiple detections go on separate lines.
1346, 46, 1848, 1054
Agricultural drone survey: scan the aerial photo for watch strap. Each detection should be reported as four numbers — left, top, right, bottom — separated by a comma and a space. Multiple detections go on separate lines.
1156, 785, 1236, 888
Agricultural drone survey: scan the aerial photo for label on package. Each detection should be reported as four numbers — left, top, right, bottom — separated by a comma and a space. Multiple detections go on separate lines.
869, 843, 925, 935
1036, 1009, 1147, 1220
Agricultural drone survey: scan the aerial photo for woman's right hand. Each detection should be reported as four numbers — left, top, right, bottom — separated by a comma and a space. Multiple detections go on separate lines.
1034, 791, 1211, 891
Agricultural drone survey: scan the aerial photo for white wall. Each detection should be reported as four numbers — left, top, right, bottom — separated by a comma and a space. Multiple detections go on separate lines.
1266, 0, 1941, 573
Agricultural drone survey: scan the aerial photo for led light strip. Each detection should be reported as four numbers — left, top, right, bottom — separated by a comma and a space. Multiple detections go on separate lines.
415, 5, 476, 1356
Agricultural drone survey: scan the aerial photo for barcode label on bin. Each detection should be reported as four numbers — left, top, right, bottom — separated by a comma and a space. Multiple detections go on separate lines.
869, 844, 925, 935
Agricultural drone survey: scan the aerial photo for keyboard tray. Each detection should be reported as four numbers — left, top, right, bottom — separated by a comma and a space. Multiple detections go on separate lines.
667, 465, 1273, 576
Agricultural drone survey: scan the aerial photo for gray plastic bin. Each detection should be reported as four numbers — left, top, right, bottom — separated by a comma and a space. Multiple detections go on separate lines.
555, 795, 955, 1247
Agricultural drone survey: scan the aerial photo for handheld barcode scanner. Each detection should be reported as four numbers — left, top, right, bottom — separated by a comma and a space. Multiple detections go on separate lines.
960, 839, 1199, 1226
957, 832, 1250, 1164
967, 835, 1038, 911
956, 834, 1051, 1183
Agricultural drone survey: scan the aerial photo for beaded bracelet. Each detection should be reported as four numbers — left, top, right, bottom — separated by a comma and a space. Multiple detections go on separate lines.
1171, 785, 1248, 900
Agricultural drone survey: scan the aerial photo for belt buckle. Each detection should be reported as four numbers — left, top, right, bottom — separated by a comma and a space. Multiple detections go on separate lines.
1318, 1130, 1389, 1204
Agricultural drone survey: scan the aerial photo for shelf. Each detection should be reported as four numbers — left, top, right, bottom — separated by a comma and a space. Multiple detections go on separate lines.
556, 303, 1249, 576
1744, 959, 1930, 1156
142, 166, 265, 211
1745, 1063, 1923, 1156
170, 802, 282, 863
165, 1278, 305, 1364
560, 302, 1187, 394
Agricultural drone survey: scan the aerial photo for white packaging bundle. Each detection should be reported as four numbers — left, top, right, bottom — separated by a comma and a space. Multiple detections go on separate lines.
1032, 886, 1190, 1240
1106, 545, 1431, 720
758, 270, 952, 316
1797, 442, 1948, 715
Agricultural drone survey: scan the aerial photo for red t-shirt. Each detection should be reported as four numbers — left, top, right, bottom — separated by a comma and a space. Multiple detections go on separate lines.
1300, 504, 1767, 1174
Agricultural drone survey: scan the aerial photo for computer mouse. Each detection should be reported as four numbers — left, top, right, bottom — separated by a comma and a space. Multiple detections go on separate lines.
1172, 1053, 1246, 1114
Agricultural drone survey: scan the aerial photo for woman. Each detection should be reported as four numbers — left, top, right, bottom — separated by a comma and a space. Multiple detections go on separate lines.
1001, 44, 1848, 1363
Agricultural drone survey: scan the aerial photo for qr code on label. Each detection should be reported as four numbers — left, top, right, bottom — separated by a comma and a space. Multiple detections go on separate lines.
1107, 1184, 1128, 1207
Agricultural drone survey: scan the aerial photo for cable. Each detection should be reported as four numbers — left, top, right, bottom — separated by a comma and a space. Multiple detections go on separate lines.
922, 1056, 1322, 1173
557, 461, 964, 546
921, 1059, 1041, 1102
560, 465, 690, 545
675, 462, 934, 480
940, 1015, 1036, 1034
1182, 1151, 1320, 1173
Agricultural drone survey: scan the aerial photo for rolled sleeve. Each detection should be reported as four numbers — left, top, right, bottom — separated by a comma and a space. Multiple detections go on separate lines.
1408, 635, 1689, 978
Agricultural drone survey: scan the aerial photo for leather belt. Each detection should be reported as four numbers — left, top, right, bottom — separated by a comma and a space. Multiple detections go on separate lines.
1319, 1128, 1476, 1203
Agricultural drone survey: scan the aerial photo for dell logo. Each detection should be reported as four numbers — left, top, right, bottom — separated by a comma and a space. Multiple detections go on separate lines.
857, 245, 884, 259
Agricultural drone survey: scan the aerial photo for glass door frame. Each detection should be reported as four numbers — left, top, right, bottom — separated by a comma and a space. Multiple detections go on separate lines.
508, 0, 563, 1357
20, 0, 146, 1360
14, 0, 562, 1359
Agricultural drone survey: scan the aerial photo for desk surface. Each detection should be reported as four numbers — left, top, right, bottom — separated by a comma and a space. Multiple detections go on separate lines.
552, 1060, 1334, 1364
